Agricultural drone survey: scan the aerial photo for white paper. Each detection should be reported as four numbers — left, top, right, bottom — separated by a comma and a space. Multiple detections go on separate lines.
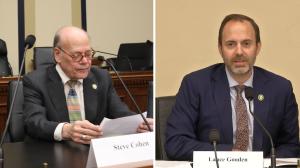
263, 158, 298, 167
86, 132, 153, 168
155, 160, 192, 168
193, 151, 263, 168
86, 144, 96, 168
100, 112, 147, 137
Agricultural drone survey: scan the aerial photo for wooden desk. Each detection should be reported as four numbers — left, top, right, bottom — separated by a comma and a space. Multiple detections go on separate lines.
0, 71, 152, 133
3, 138, 153, 168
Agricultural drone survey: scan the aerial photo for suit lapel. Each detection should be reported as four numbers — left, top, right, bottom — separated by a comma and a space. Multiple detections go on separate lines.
83, 72, 99, 123
252, 67, 270, 151
212, 65, 233, 144
47, 67, 69, 122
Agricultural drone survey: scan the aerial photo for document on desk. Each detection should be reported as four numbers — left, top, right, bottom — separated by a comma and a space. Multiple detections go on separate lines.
100, 112, 147, 137
263, 158, 298, 167
155, 160, 191, 168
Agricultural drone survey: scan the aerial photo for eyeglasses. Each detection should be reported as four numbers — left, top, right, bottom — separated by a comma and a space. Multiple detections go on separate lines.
57, 46, 95, 62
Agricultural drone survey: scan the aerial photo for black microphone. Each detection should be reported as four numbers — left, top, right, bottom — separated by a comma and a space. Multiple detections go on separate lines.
209, 129, 220, 168
94, 50, 118, 57
0, 35, 36, 163
244, 87, 276, 168
96, 55, 152, 132
94, 50, 133, 71
24, 35, 36, 49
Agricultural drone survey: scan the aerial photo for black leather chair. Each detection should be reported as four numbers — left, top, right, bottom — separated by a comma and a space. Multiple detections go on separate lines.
115, 40, 153, 71
0, 38, 12, 76
6, 80, 25, 142
146, 81, 153, 118
156, 96, 176, 160
33, 47, 55, 69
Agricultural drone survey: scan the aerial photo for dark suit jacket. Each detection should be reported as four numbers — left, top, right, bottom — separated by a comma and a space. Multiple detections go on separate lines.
165, 63, 299, 160
23, 65, 134, 141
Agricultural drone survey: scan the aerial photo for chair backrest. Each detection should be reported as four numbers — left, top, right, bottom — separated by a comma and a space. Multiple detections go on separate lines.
0, 39, 7, 57
115, 40, 153, 71
7, 80, 25, 142
0, 38, 12, 76
156, 96, 176, 160
146, 81, 153, 118
33, 47, 55, 69
0, 58, 11, 77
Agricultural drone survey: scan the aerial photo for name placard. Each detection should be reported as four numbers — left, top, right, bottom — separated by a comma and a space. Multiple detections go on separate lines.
193, 151, 263, 168
86, 132, 153, 168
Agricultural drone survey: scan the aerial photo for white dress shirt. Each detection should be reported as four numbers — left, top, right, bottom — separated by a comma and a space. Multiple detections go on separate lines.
53, 64, 86, 141
225, 67, 254, 150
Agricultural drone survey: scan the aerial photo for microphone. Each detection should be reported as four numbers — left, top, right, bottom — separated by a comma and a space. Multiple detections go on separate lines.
94, 50, 118, 57
0, 35, 36, 163
244, 87, 276, 168
93, 55, 106, 62
94, 50, 133, 71
24, 35, 36, 49
96, 55, 152, 132
209, 129, 220, 168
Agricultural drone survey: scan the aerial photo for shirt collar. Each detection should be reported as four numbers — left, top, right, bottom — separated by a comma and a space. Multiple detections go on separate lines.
55, 64, 83, 85
225, 66, 253, 88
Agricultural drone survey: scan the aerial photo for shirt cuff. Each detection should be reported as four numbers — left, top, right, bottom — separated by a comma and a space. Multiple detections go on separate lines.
54, 123, 65, 141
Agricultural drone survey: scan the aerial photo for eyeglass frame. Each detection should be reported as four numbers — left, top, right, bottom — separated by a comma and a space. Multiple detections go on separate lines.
56, 46, 95, 62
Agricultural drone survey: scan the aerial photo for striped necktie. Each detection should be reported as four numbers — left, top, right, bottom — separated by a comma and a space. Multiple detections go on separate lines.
233, 85, 249, 151
66, 80, 82, 123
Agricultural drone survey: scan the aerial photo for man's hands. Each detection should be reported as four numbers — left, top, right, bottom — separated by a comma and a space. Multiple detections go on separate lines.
61, 118, 153, 144
137, 118, 153, 133
62, 120, 102, 144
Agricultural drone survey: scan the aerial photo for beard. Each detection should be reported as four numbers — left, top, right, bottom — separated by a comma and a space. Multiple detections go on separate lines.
224, 54, 255, 76
230, 65, 250, 75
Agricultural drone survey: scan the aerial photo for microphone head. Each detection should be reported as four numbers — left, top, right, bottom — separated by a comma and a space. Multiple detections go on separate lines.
209, 129, 220, 144
245, 86, 254, 101
97, 55, 105, 61
24, 35, 36, 49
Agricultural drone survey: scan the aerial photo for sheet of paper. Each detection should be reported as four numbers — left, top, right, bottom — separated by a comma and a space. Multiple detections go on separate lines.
263, 158, 298, 167
155, 161, 192, 168
100, 112, 147, 137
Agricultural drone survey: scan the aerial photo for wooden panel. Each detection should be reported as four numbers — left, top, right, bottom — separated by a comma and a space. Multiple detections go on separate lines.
111, 71, 153, 113
0, 71, 152, 133
0, 77, 17, 132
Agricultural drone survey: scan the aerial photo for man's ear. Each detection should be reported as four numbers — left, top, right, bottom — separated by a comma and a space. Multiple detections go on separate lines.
218, 44, 223, 56
256, 42, 261, 55
53, 47, 61, 63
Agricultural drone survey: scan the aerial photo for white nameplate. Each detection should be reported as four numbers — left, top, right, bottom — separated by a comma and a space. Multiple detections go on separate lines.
193, 151, 263, 168
86, 132, 153, 168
